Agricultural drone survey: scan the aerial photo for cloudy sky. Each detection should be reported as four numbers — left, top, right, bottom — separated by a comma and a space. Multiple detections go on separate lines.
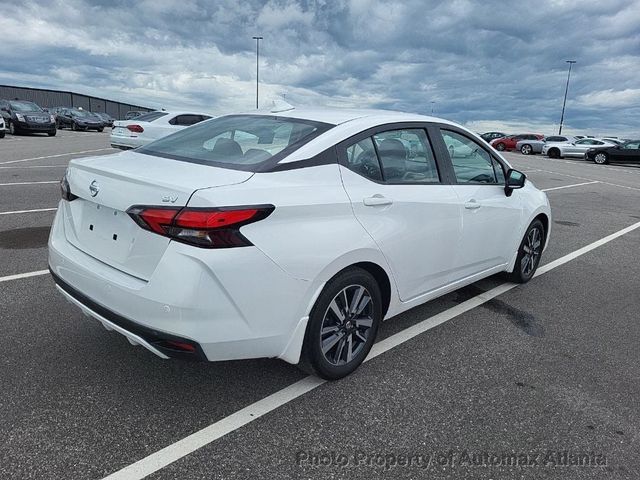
1, 0, 639, 135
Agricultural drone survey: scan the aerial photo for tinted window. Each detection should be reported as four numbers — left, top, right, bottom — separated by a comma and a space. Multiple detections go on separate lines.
169, 114, 204, 126
135, 112, 168, 122
624, 141, 640, 149
546, 136, 567, 142
139, 115, 329, 170
440, 130, 497, 184
372, 129, 439, 184
575, 139, 593, 145
346, 137, 382, 182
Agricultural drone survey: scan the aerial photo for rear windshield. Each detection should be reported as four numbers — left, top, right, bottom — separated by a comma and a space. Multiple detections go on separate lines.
134, 111, 168, 122
138, 115, 333, 171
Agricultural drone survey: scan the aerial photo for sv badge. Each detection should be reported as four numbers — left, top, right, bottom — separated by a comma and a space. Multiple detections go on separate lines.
161, 195, 179, 203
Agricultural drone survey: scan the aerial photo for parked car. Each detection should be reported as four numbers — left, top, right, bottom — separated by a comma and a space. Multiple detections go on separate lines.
56, 108, 104, 131
0, 99, 56, 136
480, 131, 507, 142
542, 138, 616, 159
0, 115, 5, 138
586, 140, 640, 164
516, 135, 577, 155
94, 112, 115, 128
49, 108, 551, 379
110, 111, 212, 149
125, 110, 147, 120
601, 137, 624, 145
490, 134, 544, 151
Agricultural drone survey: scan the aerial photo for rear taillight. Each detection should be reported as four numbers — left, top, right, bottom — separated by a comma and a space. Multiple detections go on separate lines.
60, 172, 77, 201
127, 205, 274, 248
127, 124, 144, 133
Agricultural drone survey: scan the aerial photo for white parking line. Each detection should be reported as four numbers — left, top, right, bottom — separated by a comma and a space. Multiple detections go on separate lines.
0, 181, 58, 186
534, 168, 640, 193
541, 181, 599, 192
0, 207, 57, 216
0, 165, 67, 169
0, 270, 49, 283
101, 220, 640, 480
0, 148, 114, 165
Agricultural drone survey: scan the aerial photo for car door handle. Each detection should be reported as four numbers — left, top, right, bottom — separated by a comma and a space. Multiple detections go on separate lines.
363, 195, 393, 207
464, 200, 481, 210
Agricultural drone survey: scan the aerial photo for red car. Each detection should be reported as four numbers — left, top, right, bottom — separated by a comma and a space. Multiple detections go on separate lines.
490, 133, 544, 151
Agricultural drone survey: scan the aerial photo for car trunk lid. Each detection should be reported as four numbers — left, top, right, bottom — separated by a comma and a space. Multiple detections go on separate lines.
62, 150, 253, 280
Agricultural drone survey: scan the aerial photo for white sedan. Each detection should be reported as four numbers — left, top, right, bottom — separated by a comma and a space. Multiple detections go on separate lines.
542, 138, 616, 159
49, 107, 551, 379
0, 115, 5, 138
110, 111, 213, 149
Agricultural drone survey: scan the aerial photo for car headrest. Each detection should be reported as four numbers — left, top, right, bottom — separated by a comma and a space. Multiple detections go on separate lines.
212, 138, 243, 158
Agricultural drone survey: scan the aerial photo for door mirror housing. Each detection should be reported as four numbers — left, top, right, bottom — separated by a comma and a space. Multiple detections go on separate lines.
505, 169, 526, 197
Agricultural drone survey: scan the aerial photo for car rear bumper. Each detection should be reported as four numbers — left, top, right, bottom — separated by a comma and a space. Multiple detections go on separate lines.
48, 204, 312, 363
109, 135, 145, 149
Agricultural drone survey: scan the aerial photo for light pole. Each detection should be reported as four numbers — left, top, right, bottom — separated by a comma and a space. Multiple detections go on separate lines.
430, 101, 436, 114
558, 60, 576, 135
252, 36, 263, 109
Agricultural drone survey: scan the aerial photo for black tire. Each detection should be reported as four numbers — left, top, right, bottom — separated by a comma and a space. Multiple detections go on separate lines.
520, 144, 533, 155
57, 122, 63, 129
593, 152, 608, 165
9, 121, 18, 135
97, 127, 104, 132
548, 148, 560, 159
299, 267, 382, 380
496, 142, 506, 151
504, 219, 545, 284
47, 129, 57, 137
72, 122, 78, 131
0, 130, 4, 139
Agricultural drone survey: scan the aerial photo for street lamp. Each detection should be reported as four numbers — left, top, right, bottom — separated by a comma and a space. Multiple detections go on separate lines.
558, 60, 576, 135
252, 36, 263, 109
430, 101, 436, 115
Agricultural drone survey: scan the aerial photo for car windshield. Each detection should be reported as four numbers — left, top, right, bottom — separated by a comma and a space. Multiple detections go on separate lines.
138, 115, 332, 171
71, 110, 91, 117
10, 101, 42, 112
134, 112, 168, 122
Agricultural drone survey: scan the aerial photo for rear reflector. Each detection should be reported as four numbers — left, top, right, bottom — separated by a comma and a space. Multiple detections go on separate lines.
127, 124, 144, 133
127, 205, 274, 248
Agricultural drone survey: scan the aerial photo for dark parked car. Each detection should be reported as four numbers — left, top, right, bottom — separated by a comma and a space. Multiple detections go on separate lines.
94, 112, 115, 127
586, 140, 640, 165
480, 131, 507, 142
56, 108, 104, 131
0, 99, 56, 136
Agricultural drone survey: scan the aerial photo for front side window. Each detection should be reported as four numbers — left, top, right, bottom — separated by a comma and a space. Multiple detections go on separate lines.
440, 130, 498, 184
576, 139, 593, 145
139, 115, 330, 170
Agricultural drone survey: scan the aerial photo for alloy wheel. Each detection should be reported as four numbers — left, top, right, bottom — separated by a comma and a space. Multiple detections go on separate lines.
521, 227, 542, 277
521, 144, 532, 155
594, 153, 607, 164
320, 284, 374, 366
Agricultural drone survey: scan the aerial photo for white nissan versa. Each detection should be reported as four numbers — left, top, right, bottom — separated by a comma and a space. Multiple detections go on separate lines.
48, 107, 551, 379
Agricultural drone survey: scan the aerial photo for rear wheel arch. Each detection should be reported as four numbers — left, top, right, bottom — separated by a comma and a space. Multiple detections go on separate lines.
351, 261, 391, 319
534, 213, 549, 243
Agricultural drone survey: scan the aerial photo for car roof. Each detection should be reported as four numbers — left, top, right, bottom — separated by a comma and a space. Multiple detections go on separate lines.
240, 106, 456, 128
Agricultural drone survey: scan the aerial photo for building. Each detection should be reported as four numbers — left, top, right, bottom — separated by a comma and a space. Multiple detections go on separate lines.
0, 84, 153, 120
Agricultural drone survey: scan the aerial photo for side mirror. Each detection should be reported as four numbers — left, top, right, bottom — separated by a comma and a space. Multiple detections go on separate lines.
505, 169, 526, 197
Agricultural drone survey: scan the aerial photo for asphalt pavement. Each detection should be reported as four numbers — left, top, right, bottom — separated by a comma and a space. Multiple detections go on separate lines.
1, 132, 639, 479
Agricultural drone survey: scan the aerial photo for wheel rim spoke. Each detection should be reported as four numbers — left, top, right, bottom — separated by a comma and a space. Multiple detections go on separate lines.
322, 331, 344, 354
349, 286, 365, 315
329, 299, 345, 323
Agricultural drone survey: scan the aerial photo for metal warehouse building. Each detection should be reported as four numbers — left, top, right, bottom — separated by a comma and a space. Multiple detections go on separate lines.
0, 85, 153, 120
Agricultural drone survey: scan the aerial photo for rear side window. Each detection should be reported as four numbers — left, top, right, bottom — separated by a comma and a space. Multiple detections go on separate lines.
440, 130, 498, 184
138, 115, 330, 171
345, 129, 440, 184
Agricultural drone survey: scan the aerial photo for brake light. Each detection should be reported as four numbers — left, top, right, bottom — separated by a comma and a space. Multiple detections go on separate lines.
127, 124, 144, 133
127, 205, 274, 248
60, 172, 77, 201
